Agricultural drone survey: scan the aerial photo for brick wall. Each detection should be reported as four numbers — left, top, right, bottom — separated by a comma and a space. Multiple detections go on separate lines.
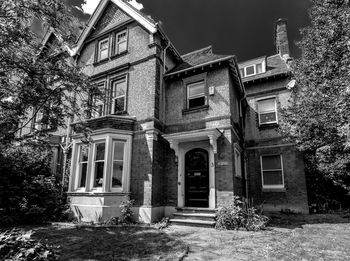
246, 145, 309, 213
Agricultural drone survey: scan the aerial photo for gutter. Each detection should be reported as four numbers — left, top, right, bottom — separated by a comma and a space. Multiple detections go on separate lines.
164, 56, 235, 78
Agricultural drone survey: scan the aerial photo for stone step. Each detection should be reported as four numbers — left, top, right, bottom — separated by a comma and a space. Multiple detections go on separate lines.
175, 207, 217, 213
169, 218, 216, 227
173, 212, 216, 221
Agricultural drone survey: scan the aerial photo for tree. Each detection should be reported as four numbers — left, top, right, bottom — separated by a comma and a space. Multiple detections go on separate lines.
0, 0, 92, 147
281, 0, 350, 207
0, 0, 94, 224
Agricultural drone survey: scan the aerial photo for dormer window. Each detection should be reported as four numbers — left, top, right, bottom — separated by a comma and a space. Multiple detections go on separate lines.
115, 30, 127, 55
239, 60, 265, 78
98, 38, 109, 61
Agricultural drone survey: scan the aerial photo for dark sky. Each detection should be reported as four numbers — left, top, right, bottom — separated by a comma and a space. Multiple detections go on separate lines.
35, 0, 312, 62
137, 0, 312, 61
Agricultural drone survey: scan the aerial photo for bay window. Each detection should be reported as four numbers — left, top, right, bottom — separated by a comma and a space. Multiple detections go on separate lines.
70, 133, 132, 193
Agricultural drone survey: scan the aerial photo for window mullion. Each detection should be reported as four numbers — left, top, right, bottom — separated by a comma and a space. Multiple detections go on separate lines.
103, 136, 112, 192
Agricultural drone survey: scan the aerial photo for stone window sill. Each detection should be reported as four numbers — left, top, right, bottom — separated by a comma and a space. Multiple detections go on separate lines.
68, 192, 130, 197
258, 122, 278, 129
262, 188, 286, 193
182, 105, 209, 115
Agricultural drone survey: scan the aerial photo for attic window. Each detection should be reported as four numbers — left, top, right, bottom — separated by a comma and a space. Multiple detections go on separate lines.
98, 38, 109, 61
240, 61, 265, 78
115, 30, 127, 55
187, 81, 207, 109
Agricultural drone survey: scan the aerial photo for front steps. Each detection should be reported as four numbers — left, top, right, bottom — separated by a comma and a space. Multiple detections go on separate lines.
170, 207, 217, 227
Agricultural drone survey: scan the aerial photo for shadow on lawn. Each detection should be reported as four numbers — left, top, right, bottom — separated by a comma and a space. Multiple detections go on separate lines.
267, 213, 350, 229
32, 225, 188, 261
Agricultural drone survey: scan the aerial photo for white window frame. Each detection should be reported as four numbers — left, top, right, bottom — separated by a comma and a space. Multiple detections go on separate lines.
240, 60, 266, 78
234, 144, 242, 178
115, 30, 128, 55
110, 140, 127, 192
91, 82, 106, 118
257, 96, 278, 125
91, 140, 107, 191
77, 144, 89, 190
98, 38, 109, 61
186, 80, 207, 109
260, 154, 285, 189
111, 76, 127, 114
69, 132, 133, 193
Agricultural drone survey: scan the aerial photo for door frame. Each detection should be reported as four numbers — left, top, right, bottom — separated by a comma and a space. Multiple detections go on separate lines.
177, 140, 216, 209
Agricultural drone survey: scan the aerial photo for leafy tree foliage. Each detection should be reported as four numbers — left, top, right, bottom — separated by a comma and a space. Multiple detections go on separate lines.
281, 0, 350, 205
0, 0, 93, 224
0, 0, 91, 146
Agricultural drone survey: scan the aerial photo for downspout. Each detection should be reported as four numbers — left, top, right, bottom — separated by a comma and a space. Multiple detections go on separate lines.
160, 42, 171, 122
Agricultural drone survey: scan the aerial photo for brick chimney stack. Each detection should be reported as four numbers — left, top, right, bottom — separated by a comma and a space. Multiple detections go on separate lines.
275, 18, 290, 58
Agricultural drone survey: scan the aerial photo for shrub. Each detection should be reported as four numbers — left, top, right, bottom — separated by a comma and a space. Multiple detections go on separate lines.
119, 198, 135, 224
0, 144, 70, 226
215, 196, 269, 231
0, 228, 59, 260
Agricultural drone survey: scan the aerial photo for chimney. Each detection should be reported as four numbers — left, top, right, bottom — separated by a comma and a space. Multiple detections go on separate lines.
275, 18, 290, 58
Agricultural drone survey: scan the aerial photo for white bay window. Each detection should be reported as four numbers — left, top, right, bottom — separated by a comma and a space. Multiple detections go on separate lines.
70, 132, 132, 193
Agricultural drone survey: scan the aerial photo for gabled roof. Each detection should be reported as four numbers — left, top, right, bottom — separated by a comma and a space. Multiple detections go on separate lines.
71, 0, 158, 57
167, 46, 233, 74
239, 54, 290, 83
40, 27, 74, 56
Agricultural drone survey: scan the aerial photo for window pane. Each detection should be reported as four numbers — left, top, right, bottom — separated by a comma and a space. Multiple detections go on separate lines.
262, 155, 281, 170
114, 97, 125, 113
256, 63, 263, 73
113, 80, 127, 97
239, 69, 244, 77
188, 82, 205, 97
263, 170, 283, 185
117, 32, 126, 42
113, 142, 124, 161
95, 143, 105, 161
246, 65, 255, 75
118, 42, 127, 53
100, 49, 108, 60
112, 162, 123, 188
189, 96, 206, 108
79, 145, 89, 162
260, 112, 277, 123
79, 163, 87, 187
94, 162, 104, 187
258, 98, 275, 112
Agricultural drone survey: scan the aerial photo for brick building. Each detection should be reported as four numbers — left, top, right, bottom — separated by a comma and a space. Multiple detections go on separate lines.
42, 0, 308, 223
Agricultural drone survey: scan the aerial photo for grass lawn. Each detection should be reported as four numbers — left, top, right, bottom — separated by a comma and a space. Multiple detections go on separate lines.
20, 213, 350, 260
31, 224, 188, 261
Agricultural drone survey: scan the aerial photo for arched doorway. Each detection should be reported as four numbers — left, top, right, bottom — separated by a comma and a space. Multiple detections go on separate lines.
185, 148, 209, 207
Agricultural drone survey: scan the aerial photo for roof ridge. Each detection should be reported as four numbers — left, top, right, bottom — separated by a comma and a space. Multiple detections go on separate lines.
182, 45, 213, 58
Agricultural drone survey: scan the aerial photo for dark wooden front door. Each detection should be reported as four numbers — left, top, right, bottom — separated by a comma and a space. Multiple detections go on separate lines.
185, 148, 209, 208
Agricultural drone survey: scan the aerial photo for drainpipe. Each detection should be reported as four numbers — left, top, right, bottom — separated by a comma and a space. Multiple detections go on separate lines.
160, 42, 171, 122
